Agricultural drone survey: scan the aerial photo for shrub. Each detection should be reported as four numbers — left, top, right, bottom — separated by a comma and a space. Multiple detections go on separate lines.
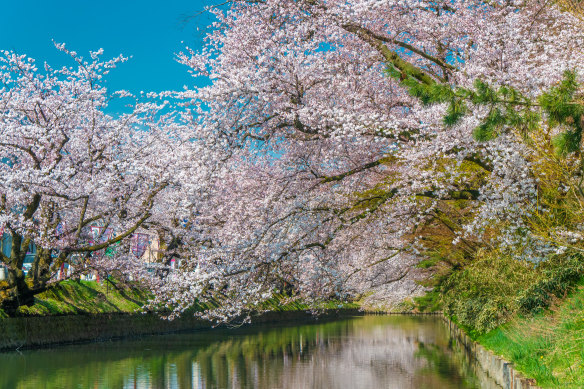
441, 251, 584, 334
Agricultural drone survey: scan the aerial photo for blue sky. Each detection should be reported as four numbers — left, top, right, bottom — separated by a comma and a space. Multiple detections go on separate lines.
0, 0, 217, 93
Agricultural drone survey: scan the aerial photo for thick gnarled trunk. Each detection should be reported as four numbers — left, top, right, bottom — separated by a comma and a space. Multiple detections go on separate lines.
0, 234, 51, 316
30, 248, 52, 290
0, 268, 36, 315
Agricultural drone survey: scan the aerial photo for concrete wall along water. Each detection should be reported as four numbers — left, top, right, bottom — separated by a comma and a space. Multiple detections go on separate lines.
0, 309, 362, 351
0, 313, 212, 351
444, 317, 542, 389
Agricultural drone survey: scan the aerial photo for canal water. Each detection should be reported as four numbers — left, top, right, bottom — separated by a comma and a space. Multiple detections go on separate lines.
0, 315, 496, 389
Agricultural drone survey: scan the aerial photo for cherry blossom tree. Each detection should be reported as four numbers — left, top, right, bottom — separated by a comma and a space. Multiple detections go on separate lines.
0, 45, 206, 314
3, 0, 582, 320
150, 0, 584, 320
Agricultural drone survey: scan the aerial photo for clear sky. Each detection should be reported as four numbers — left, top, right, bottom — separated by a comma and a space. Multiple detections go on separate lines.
0, 0, 217, 93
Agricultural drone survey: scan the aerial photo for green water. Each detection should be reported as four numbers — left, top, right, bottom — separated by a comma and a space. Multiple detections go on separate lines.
0, 315, 489, 389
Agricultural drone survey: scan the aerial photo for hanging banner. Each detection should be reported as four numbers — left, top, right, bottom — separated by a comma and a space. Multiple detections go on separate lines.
90, 226, 114, 257
131, 233, 150, 258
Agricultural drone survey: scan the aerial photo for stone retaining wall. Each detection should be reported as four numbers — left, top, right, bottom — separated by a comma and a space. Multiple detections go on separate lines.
443, 317, 541, 389
0, 309, 361, 351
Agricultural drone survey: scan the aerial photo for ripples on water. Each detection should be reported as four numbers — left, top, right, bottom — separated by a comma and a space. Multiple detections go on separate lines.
0, 315, 487, 389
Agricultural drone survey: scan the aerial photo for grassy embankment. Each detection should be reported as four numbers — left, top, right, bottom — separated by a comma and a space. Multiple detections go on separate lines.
0, 280, 150, 318
475, 279, 584, 388
413, 248, 584, 388
0, 280, 358, 319
409, 246, 584, 388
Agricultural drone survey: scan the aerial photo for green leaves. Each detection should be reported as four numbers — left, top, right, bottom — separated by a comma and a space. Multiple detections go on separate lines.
471, 79, 497, 105
552, 130, 581, 154
388, 66, 582, 154
538, 71, 584, 154
538, 71, 581, 126
444, 98, 468, 126
400, 76, 452, 104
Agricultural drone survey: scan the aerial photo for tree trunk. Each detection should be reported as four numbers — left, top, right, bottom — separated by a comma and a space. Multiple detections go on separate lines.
0, 267, 35, 315
30, 248, 52, 290
0, 237, 51, 316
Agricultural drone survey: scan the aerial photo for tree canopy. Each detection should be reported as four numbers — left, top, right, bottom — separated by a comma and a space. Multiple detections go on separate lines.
2, 0, 584, 320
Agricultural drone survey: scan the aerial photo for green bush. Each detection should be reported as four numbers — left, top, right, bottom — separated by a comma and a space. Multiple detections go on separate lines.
441, 251, 584, 334
412, 290, 442, 312
517, 254, 584, 313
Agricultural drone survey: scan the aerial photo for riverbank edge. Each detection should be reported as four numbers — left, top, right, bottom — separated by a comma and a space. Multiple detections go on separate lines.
377, 311, 545, 388
443, 316, 542, 389
0, 307, 545, 389
0, 308, 363, 352
366, 311, 543, 388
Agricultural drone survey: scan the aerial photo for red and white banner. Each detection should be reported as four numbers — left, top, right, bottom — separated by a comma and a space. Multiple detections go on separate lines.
131, 233, 150, 258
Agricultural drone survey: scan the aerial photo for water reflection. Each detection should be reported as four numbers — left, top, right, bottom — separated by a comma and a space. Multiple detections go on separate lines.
0, 315, 487, 389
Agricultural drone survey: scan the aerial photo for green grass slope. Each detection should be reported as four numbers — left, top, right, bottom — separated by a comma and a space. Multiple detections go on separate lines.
0, 284, 359, 319
476, 279, 584, 388
0, 280, 149, 317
